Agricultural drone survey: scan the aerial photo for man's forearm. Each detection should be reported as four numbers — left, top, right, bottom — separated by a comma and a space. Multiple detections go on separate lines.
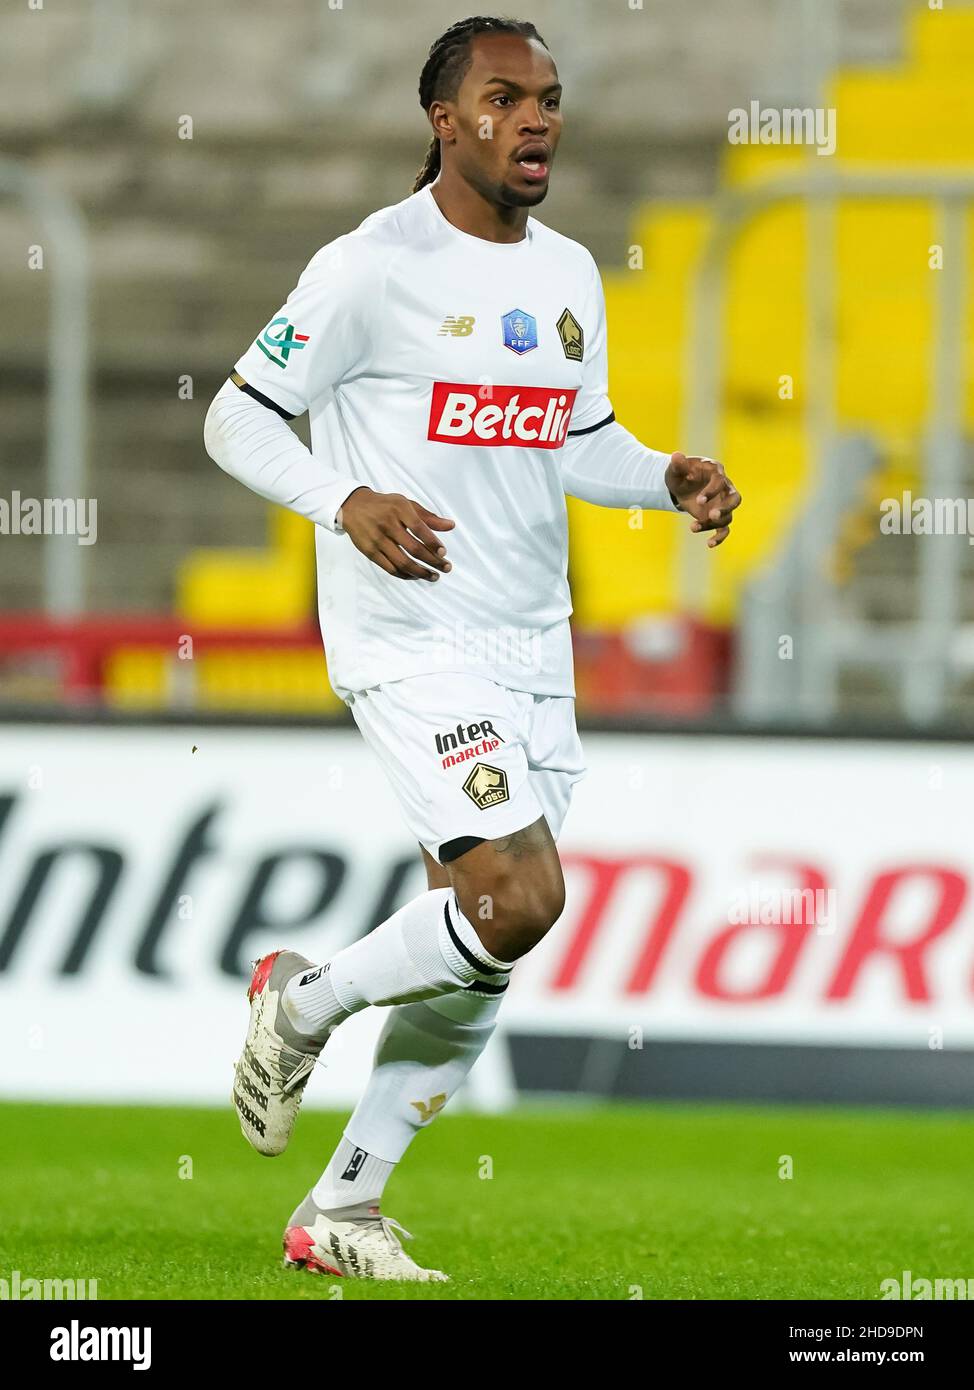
203, 379, 365, 534
560, 419, 680, 512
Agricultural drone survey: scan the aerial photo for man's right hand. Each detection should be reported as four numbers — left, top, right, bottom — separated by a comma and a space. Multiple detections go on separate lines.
337, 487, 455, 581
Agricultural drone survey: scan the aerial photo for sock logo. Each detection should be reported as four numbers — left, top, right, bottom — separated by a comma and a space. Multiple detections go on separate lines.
410, 1093, 448, 1124
299, 968, 324, 987
341, 1147, 369, 1181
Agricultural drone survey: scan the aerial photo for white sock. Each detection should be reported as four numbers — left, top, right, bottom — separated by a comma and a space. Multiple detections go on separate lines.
284, 888, 513, 1036
325, 989, 508, 1195
281, 964, 345, 1037
311, 1135, 396, 1213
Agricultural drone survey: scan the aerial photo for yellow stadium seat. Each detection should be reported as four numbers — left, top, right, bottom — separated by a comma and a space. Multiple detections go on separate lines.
196, 649, 343, 713
104, 649, 170, 709
909, 5, 974, 75
177, 548, 313, 628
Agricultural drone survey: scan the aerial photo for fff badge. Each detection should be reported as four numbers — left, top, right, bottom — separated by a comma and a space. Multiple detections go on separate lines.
501, 308, 538, 355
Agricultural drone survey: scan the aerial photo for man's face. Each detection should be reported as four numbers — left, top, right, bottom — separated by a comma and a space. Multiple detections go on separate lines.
440, 33, 562, 208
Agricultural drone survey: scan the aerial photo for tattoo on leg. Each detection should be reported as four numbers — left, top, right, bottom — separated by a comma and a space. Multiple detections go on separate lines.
493, 818, 552, 860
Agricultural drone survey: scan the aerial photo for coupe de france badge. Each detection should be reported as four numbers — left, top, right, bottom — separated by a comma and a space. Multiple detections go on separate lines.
501, 308, 538, 355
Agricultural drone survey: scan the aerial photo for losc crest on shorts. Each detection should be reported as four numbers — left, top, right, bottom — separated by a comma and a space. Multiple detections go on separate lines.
348, 673, 586, 862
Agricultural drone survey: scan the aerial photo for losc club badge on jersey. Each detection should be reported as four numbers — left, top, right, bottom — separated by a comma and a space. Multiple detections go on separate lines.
557, 307, 584, 361
501, 308, 538, 355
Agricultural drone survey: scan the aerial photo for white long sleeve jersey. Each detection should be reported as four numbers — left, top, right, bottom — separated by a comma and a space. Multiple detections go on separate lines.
205, 184, 678, 699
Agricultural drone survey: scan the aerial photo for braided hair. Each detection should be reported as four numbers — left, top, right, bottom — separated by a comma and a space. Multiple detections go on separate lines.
412, 16, 548, 193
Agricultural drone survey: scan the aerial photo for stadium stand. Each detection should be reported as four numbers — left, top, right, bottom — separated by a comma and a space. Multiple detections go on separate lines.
6, 0, 968, 721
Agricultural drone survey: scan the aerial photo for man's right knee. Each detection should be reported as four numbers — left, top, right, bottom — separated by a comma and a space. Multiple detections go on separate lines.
449, 820, 566, 961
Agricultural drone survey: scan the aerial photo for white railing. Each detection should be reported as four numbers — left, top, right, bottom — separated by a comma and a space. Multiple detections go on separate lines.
0, 158, 90, 617
682, 168, 974, 725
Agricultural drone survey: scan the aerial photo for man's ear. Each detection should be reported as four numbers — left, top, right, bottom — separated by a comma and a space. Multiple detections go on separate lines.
429, 101, 455, 144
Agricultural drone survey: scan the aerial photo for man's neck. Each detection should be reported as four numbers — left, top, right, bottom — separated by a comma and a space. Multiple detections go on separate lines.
429, 172, 529, 244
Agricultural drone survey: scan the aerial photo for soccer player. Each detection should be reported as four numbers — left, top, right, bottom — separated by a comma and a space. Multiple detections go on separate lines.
204, 15, 740, 1283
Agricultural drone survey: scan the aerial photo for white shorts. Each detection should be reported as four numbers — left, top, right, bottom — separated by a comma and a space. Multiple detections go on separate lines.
347, 672, 586, 863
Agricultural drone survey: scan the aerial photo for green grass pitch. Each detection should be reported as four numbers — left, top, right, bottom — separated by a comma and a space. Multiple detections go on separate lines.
2, 1099, 971, 1300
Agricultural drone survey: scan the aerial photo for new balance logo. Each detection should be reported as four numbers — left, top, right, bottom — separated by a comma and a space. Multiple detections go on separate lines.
438, 315, 475, 337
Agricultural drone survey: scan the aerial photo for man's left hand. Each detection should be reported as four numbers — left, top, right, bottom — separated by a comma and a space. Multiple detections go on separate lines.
665, 452, 741, 548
